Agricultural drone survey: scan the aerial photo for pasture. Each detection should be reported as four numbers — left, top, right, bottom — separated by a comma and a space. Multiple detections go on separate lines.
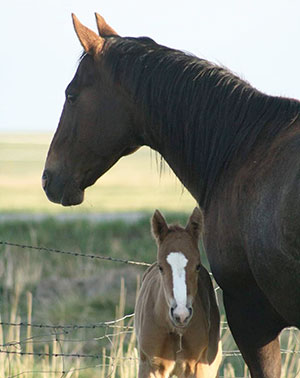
0, 133, 299, 377
0, 133, 195, 213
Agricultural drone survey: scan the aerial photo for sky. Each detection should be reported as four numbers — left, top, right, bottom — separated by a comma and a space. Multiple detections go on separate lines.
1, 0, 300, 132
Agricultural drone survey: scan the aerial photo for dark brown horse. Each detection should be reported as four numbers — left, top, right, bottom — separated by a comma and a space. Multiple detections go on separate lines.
42, 14, 300, 377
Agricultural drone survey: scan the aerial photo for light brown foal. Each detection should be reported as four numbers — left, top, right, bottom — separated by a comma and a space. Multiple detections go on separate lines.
135, 208, 222, 377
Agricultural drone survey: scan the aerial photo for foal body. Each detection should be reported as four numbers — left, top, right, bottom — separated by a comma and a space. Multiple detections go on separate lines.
135, 209, 221, 378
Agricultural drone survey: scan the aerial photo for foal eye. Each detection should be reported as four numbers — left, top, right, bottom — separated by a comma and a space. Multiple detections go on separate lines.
158, 265, 163, 273
196, 264, 201, 272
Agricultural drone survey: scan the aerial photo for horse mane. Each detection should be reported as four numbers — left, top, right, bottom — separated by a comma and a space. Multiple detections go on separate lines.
103, 36, 300, 207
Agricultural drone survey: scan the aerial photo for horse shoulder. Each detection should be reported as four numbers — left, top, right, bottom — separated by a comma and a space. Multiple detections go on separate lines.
135, 264, 176, 366
242, 135, 300, 325
135, 263, 164, 336
205, 129, 300, 325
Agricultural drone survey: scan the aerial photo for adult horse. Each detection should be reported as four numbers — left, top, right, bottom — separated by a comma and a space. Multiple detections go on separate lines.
42, 13, 300, 377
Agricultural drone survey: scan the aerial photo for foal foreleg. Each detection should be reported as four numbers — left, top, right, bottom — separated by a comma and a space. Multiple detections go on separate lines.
138, 357, 174, 378
138, 359, 155, 378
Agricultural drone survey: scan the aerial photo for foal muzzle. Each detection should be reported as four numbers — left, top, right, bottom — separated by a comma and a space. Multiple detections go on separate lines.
170, 305, 193, 328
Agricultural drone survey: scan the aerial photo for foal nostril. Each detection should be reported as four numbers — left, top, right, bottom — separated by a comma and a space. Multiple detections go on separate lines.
171, 306, 193, 326
42, 170, 50, 190
170, 306, 175, 317
175, 315, 181, 323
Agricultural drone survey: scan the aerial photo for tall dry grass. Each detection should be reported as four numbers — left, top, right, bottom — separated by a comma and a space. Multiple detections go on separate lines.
0, 280, 139, 378
1, 282, 299, 377
0, 287, 79, 378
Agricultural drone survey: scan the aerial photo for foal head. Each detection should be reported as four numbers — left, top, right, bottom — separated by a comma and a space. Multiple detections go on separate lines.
152, 208, 204, 328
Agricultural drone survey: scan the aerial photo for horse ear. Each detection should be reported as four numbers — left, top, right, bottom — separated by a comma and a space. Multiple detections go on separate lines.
72, 13, 104, 55
95, 13, 118, 37
185, 207, 204, 241
152, 210, 169, 243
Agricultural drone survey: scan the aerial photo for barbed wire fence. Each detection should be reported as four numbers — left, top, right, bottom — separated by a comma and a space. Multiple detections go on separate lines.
0, 240, 299, 378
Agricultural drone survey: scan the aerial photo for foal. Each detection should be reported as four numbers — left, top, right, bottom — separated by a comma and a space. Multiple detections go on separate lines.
135, 208, 222, 377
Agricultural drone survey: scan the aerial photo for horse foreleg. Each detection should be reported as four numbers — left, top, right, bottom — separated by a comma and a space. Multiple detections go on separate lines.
223, 292, 285, 378
194, 361, 221, 378
138, 354, 175, 378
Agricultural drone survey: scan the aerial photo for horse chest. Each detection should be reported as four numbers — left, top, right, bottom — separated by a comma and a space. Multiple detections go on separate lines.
204, 206, 254, 291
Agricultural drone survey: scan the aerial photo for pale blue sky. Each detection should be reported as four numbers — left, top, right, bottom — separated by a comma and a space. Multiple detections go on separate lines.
1, 0, 300, 132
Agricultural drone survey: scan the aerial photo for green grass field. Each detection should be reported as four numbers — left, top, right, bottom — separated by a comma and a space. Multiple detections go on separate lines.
0, 133, 299, 377
0, 133, 195, 214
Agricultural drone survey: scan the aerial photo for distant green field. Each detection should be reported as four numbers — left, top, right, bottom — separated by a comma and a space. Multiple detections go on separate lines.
0, 133, 195, 214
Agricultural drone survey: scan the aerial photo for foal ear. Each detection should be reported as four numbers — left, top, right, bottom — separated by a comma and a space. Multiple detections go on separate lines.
185, 207, 204, 241
95, 13, 118, 37
72, 13, 104, 55
152, 210, 169, 243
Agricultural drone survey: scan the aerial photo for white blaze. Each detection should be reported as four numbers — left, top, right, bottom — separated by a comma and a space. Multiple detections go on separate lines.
167, 252, 188, 309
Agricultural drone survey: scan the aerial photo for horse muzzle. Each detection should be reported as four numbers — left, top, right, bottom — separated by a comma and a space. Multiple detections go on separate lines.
42, 169, 84, 206
170, 305, 193, 328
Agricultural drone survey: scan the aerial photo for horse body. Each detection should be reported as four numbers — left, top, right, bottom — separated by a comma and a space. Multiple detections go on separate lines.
43, 14, 300, 377
204, 126, 300, 324
202, 129, 300, 376
135, 209, 221, 377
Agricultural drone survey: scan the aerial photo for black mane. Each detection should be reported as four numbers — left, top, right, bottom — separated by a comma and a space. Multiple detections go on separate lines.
103, 36, 300, 207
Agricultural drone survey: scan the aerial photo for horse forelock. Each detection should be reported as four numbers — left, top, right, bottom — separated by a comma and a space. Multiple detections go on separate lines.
102, 36, 300, 207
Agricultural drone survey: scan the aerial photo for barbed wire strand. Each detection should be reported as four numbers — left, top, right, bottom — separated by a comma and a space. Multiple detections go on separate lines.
0, 240, 220, 280
1, 320, 296, 332
1, 330, 134, 349
0, 313, 135, 330
0, 349, 139, 360
0, 241, 151, 267
1, 348, 299, 360
7, 363, 110, 378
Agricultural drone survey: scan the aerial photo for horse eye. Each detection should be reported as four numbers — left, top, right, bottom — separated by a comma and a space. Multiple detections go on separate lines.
66, 93, 77, 105
158, 265, 163, 273
196, 264, 201, 272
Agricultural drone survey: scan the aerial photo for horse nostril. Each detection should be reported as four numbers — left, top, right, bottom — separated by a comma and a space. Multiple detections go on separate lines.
42, 170, 50, 190
170, 307, 175, 317
188, 307, 193, 317
175, 315, 181, 323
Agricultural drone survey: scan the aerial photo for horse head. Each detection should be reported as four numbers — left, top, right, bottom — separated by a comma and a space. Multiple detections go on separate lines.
152, 207, 204, 328
42, 14, 141, 205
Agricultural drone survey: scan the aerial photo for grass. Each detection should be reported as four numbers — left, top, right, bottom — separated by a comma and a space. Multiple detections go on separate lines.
0, 133, 195, 213
1, 280, 299, 378
0, 281, 139, 378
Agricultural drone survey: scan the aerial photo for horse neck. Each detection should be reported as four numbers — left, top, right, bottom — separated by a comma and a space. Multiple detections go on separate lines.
105, 38, 300, 209
152, 273, 173, 327
144, 129, 202, 204
141, 93, 300, 210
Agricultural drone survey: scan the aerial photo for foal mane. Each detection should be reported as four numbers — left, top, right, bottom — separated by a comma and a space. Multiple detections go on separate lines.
103, 36, 300, 207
